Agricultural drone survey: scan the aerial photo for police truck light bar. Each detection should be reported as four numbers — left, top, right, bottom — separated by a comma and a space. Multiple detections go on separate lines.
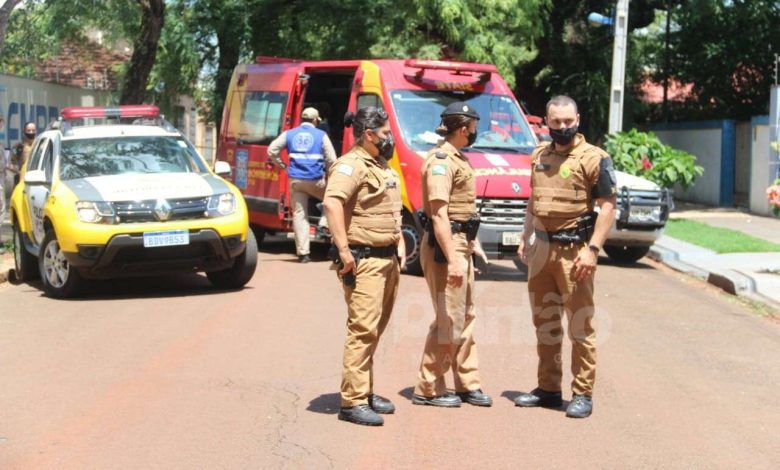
60, 105, 160, 120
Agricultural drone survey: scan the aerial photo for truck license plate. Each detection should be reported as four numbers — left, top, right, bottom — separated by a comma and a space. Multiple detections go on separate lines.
143, 230, 190, 248
502, 232, 521, 246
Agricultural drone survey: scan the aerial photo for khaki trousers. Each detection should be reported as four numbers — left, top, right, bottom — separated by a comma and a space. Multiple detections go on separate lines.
527, 240, 597, 396
414, 232, 481, 397
340, 255, 400, 407
290, 178, 327, 256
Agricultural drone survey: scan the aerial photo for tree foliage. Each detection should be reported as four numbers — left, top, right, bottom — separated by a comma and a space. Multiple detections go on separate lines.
635, 0, 780, 122
1, 0, 778, 136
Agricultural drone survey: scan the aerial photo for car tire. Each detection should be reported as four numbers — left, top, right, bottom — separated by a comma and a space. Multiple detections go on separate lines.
13, 223, 39, 281
401, 213, 423, 276
604, 245, 651, 264
39, 228, 83, 298
207, 229, 258, 289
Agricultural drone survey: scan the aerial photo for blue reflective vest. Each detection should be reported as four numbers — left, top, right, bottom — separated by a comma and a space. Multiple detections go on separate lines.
286, 124, 326, 180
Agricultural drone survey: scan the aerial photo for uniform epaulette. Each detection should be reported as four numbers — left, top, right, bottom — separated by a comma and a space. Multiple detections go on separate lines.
435, 151, 448, 159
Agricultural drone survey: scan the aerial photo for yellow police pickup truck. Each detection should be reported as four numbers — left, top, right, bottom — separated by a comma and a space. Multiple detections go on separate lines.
10, 105, 257, 298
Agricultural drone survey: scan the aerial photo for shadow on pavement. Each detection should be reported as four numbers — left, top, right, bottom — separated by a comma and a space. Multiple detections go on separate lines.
597, 256, 656, 269
306, 393, 341, 415
397, 386, 415, 400
476, 261, 528, 282
9, 269, 251, 301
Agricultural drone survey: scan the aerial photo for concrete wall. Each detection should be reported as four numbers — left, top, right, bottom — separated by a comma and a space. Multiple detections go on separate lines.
0, 74, 109, 149
175, 95, 217, 165
650, 121, 734, 206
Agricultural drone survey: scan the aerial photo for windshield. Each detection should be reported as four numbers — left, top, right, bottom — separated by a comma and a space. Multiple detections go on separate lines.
59, 136, 209, 180
389, 90, 537, 153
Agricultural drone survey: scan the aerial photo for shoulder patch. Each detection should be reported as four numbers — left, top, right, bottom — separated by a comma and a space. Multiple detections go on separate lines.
431, 164, 447, 176
435, 151, 448, 159
337, 164, 354, 176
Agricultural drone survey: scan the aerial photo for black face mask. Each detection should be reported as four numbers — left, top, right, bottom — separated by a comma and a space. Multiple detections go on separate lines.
466, 129, 477, 147
24, 132, 36, 140
375, 134, 395, 159
549, 126, 578, 146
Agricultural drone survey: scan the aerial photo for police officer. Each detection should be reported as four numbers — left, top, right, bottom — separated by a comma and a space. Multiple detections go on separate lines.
11, 121, 36, 187
515, 95, 617, 418
268, 107, 337, 262
322, 106, 405, 426
412, 101, 492, 408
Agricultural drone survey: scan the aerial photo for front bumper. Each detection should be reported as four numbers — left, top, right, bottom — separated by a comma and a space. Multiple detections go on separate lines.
605, 187, 673, 247
478, 223, 523, 260
63, 229, 246, 279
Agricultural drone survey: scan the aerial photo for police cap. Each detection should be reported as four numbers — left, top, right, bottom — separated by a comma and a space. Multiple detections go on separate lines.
440, 101, 480, 120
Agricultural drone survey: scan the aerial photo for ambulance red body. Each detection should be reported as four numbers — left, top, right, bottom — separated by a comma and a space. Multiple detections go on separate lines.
217, 58, 538, 273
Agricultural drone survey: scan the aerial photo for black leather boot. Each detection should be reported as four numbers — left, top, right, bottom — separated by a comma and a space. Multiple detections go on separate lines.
338, 404, 384, 426
456, 389, 493, 407
513, 388, 563, 408
411, 393, 462, 407
368, 394, 395, 414
565, 394, 593, 418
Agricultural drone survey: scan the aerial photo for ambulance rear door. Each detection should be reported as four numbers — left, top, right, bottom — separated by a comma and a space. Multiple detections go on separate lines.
219, 60, 306, 231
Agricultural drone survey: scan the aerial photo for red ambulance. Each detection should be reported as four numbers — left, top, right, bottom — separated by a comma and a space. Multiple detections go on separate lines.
217, 58, 538, 273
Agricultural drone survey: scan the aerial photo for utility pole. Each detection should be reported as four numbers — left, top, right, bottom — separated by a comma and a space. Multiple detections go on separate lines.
662, 1, 672, 123
608, 0, 630, 134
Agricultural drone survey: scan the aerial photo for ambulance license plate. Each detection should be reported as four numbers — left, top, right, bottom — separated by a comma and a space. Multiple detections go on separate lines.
502, 232, 521, 246
143, 230, 189, 248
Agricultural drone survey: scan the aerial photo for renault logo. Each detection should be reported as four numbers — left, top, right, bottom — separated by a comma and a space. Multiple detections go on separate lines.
511, 182, 521, 194
154, 199, 172, 221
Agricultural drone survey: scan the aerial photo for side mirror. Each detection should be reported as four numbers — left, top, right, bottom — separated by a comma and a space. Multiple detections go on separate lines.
214, 161, 232, 177
24, 169, 48, 185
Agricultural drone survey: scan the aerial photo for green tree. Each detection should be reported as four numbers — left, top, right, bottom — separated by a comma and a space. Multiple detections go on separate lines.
514, 0, 661, 141
0, 0, 24, 56
636, 0, 780, 122
1, 0, 164, 104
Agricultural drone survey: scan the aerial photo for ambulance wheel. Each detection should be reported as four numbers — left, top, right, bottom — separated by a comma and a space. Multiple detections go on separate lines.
39, 228, 83, 298
401, 213, 422, 276
604, 245, 650, 264
13, 222, 39, 282
207, 229, 258, 289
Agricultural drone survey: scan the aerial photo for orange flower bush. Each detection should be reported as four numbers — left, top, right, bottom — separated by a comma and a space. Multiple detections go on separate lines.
768, 178, 780, 216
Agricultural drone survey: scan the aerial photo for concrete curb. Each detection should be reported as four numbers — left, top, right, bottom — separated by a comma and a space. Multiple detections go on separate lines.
648, 244, 779, 310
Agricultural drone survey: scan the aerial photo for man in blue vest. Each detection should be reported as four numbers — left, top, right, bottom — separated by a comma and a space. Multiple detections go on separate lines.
268, 107, 337, 262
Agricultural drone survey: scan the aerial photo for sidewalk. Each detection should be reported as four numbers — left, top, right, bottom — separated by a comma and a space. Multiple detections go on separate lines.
649, 202, 780, 310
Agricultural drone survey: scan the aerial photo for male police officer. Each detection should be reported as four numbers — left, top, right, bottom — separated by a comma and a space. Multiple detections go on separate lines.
516, 95, 616, 418
268, 107, 337, 262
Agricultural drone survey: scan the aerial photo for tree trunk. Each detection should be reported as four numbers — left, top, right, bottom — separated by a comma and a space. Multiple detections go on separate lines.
0, 0, 24, 57
120, 0, 165, 104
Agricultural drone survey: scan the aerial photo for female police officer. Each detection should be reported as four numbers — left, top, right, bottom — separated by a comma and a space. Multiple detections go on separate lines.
323, 106, 406, 426
411, 102, 492, 408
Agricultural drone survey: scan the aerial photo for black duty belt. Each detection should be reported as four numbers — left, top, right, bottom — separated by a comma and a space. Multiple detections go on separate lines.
351, 245, 397, 258
535, 229, 585, 244
450, 220, 472, 233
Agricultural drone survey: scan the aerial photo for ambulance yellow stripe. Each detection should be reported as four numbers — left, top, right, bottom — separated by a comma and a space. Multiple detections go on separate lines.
360, 60, 413, 213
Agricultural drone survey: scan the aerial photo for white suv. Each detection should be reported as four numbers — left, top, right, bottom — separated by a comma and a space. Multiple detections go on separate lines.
600, 170, 673, 263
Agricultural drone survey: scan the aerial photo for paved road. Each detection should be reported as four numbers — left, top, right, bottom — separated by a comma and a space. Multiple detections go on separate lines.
1, 238, 778, 469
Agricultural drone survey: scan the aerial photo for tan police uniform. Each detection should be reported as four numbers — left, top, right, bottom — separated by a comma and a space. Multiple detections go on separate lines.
324, 145, 403, 408
527, 133, 615, 397
414, 140, 483, 397
12, 140, 34, 186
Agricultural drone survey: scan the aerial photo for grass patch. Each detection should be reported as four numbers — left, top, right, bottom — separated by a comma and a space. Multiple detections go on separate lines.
665, 219, 780, 253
